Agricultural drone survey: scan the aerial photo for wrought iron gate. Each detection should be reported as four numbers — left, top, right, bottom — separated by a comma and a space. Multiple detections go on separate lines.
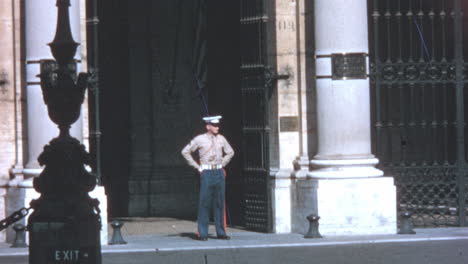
239, 0, 272, 232
369, 0, 468, 227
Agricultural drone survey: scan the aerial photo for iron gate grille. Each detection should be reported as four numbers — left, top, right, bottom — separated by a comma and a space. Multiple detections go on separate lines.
239, 0, 271, 232
369, 0, 468, 227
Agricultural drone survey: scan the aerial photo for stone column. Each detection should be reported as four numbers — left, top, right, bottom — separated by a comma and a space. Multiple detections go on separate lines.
8, 0, 25, 181
310, 0, 381, 178
303, 0, 396, 235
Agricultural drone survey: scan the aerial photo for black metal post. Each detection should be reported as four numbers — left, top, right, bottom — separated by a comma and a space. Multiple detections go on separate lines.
109, 220, 127, 245
454, 0, 466, 227
304, 214, 322, 239
11, 224, 27, 248
398, 211, 416, 234
27, 0, 102, 263
86, 0, 102, 185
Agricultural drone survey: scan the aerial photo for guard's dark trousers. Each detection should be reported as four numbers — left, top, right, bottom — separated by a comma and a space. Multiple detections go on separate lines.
198, 169, 227, 238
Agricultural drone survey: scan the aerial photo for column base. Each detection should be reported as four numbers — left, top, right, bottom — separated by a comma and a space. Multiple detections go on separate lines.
22, 168, 42, 178
90, 186, 108, 245
292, 177, 397, 236
271, 169, 293, 233
0, 187, 6, 242
309, 158, 383, 178
5, 178, 39, 244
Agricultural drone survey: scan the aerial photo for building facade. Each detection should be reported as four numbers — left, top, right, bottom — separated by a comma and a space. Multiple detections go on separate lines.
1, 0, 467, 244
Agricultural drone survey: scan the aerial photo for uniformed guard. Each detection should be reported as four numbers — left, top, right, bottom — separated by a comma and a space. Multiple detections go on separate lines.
181, 115, 234, 241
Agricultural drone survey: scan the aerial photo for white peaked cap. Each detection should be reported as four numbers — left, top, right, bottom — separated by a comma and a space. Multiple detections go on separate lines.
203, 115, 222, 124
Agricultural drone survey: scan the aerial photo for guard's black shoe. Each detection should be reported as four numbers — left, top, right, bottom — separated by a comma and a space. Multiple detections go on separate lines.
197, 237, 208, 241
217, 235, 231, 240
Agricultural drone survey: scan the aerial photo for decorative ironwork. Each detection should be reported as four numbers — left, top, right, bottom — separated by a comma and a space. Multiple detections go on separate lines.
387, 165, 461, 227
48, 0, 79, 66
376, 62, 463, 84
240, 0, 272, 232
370, 0, 467, 227
38, 60, 87, 131
28, 0, 102, 263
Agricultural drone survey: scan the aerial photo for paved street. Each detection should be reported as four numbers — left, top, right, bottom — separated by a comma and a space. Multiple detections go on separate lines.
1, 223, 468, 264
103, 239, 468, 264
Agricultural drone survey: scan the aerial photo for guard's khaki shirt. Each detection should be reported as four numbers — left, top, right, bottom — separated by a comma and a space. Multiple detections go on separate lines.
181, 133, 234, 170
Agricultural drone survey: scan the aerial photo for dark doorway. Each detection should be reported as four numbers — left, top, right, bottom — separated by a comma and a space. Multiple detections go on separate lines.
207, 0, 243, 226
96, 0, 244, 226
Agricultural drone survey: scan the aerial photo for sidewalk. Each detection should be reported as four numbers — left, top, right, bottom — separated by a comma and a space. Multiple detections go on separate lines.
102, 225, 468, 253
1, 219, 468, 264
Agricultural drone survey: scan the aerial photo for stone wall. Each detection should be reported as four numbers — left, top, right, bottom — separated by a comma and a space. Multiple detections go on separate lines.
0, 0, 23, 242
275, 0, 300, 170
271, 0, 316, 233
0, 0, 20, 180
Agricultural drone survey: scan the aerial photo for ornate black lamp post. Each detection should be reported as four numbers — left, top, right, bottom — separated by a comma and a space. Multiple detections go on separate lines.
27, 0, 102, 263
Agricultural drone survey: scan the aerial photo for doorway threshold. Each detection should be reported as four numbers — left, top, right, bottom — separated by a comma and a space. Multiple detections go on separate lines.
108, 217, 248, 237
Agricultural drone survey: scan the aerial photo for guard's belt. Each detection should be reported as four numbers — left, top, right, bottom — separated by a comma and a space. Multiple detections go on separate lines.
200, 164, 223, 170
